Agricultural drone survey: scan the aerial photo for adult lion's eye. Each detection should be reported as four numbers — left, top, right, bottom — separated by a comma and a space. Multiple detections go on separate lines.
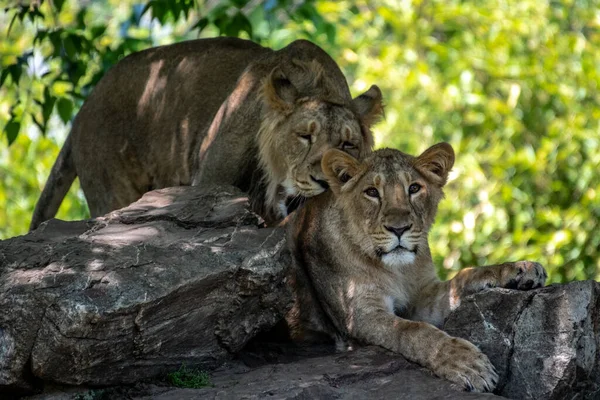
341, 141, 356, 150
365, 187, 380, 198
299, 134, 312, 142
409, 183, 421, 194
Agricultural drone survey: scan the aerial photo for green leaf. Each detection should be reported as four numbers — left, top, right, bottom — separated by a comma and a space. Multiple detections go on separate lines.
0, 69, 10, 88
5, 119, 20, 145
67, 60, 87, 86
54, 0, 66, 12
324, 23, 336, 45
42, 88, 56, 124
231, 0, 248, 8
31, 115, 45, 135
233, 12, 253, 38
76, 8, 86, 28
63, 36, 77, 60
146, 1, 168, 23
49, 30, 63, 57
57, 98, 74, 124
141, 1, 154, 17
34, 29, 48, 44
7, 12, 19, 36
90, 25, 107, 39
8, 64, 22, 84
182, 0, 194, 19
28, 8, 44, 23
192, 17, 209, 32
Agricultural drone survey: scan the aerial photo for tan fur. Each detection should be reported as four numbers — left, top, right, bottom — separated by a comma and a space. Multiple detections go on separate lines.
286, 144, 547, 392
30, 37, 384, 230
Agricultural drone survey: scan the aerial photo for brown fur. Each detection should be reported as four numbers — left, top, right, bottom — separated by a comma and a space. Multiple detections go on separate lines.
30, 37, 383, 230
286, 144, 547, 392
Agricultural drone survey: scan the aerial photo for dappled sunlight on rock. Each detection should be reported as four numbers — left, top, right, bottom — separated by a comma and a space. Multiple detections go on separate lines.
115, 189, 178, 212
86, 224, 162, 246
0, 185, 290, 393
5, 262, 73, 287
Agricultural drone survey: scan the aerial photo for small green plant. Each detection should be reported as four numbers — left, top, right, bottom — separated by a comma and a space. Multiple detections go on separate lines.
167, 364, 211, 389
73, 389, 106, 400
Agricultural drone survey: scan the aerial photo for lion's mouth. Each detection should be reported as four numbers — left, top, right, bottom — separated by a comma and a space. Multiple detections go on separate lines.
293, 176, 329, 199
310, 175, 329, 190
376, 244, 418, 258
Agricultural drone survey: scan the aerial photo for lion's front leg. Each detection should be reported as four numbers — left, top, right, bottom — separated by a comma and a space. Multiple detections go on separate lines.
413, 261, 547, 326
351, 305, 498, 392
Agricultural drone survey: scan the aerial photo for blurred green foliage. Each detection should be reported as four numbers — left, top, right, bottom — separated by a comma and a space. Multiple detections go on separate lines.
1, 0, 598, 283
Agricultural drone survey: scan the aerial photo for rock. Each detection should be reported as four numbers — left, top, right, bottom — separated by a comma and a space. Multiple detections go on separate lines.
186, 345, 504, 400
0, 185, 291, 395
3, 185, 599, 399
24, 346, 504, 400
444, 281, 600, 400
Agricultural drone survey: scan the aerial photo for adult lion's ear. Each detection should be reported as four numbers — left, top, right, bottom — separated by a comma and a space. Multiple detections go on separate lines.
262, 66, 298, 113
414, 142, 455, 186
322, 149, 362, 193
353, 85, 384, 129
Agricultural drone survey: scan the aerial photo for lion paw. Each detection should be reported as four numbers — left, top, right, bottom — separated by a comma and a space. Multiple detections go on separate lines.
500, 260, 547, 290
433, 337, 498, 392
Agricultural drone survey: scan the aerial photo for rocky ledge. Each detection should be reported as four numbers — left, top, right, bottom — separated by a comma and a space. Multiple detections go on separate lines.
1, 185, 598, 399
0, 186, 290, 395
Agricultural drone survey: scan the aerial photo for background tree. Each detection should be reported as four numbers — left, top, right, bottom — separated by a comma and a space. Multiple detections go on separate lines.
1, 0, 599, 283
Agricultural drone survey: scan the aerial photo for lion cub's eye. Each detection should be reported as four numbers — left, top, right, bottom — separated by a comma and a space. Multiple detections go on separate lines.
341, 141, 356, 150
365, 187, 380, 198
299, 134, 312, 142
408, 183, 421, 194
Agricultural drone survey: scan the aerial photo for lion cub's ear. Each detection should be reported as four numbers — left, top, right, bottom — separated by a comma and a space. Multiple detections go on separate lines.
414, 142, 455, 187
353, 85, 384, 129
322, 149, 363, 193
263, 66, 299, 113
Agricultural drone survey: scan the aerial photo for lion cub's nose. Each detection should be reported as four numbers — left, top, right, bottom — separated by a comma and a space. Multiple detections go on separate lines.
384, 224, 412, 239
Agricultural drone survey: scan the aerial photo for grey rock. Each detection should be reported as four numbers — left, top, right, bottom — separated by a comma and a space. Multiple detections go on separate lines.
3, 185, 599, 399
0, 185, 291, 394
445, 281, 600, 400
179, 345, 503, 400
25, 346, 504, 400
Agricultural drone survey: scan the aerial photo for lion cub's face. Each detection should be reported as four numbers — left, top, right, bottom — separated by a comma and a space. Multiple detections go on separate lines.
259, 61, 383, 216
322, 144, 455, 267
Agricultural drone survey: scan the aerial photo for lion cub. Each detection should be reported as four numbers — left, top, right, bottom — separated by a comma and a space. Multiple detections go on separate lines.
286, 143, 547, 392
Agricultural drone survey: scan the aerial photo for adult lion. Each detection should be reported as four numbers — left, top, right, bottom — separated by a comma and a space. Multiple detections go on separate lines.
286, 144, 547, 392
30, 37, 383, 230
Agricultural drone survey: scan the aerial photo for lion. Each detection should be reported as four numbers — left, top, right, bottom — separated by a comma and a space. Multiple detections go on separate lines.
285, 143, 547, 392
30, 37, 383, 230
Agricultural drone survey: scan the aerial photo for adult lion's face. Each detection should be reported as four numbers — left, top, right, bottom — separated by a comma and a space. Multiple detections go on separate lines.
258, 60, 383, 216
277, 100, 368, 198
322, 144, 455, 267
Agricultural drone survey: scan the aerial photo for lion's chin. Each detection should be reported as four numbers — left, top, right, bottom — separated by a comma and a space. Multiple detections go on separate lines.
381, 248, 417, 267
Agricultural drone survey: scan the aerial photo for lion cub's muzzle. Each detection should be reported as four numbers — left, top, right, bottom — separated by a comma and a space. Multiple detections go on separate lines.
377, 224, 417, 256
384, 224, 411, 240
